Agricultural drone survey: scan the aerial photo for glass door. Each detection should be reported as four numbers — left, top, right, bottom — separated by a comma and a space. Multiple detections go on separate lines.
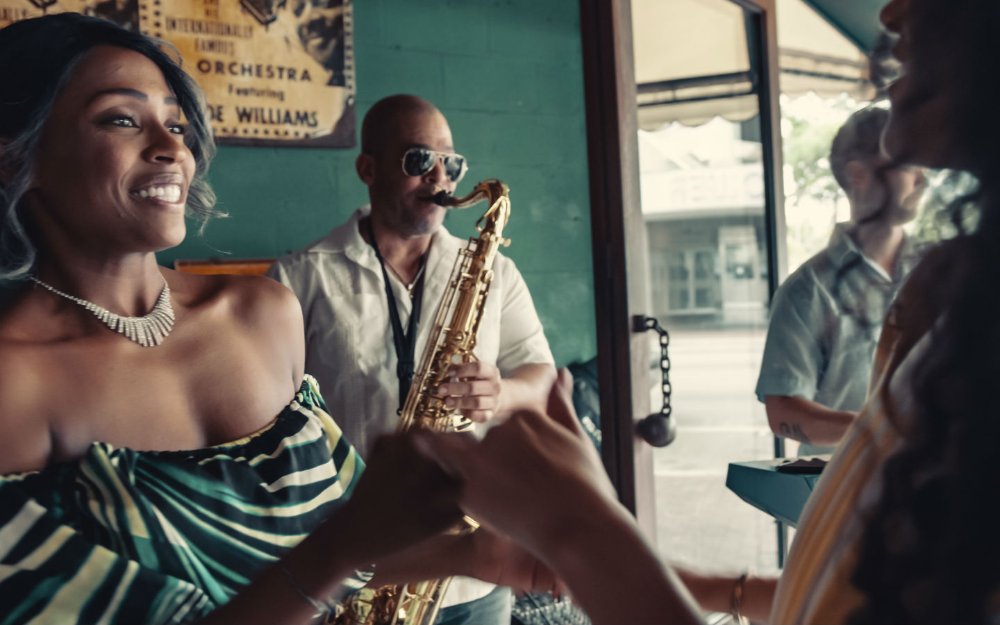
581, 0, 787, 573
632, 0, 786, 573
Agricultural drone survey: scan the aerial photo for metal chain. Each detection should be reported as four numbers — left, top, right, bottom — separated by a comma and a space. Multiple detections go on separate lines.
634, 315, 672, 419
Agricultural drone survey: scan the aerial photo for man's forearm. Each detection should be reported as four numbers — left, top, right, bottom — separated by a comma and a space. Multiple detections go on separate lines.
497, 363, 556, 414
765, 395, 856, 447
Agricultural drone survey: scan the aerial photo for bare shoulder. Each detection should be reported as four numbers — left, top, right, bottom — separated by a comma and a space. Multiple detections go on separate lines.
234, 273, 299, 318
170, 270, 302, 330
167, 270, 305, 383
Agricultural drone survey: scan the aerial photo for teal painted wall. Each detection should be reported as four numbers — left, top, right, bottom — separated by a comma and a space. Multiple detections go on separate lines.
158, 0, 596, 366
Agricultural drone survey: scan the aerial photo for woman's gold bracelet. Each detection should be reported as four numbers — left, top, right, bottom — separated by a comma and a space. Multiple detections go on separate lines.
730, 570, 750, 625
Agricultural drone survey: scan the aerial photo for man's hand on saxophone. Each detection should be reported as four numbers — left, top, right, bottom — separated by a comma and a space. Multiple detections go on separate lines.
436, 362, 556, 423
435, 361, 502, 422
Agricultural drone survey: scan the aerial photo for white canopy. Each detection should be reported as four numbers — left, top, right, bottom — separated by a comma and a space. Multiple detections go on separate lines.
633, 0, 874, 129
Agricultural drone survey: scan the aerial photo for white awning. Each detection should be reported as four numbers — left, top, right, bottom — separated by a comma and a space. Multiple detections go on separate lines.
633, 0, 875, 129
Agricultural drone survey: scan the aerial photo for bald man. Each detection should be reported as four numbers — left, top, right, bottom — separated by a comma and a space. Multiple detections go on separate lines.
268, 94, 556, 625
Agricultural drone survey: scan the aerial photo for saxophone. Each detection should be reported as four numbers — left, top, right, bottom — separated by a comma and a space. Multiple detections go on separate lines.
336, 179, 511, 625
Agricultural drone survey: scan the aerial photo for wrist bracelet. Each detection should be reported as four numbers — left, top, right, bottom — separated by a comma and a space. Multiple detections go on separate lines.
730, 570, 750, 625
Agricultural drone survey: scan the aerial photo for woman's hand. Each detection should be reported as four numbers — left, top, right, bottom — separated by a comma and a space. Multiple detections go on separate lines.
469, 526, 563, 595
414, 370, 705, 625
333, 431, 463, 566
416, 369, 618, 553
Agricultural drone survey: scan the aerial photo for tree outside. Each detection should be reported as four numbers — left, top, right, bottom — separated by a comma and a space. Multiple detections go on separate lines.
780, 93, 864, 274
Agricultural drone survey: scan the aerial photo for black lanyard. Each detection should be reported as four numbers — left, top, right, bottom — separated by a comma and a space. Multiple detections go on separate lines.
364, 218, 426, 412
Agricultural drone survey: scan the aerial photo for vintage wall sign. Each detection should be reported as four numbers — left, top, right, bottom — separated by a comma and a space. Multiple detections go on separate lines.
1, 0, 355, 147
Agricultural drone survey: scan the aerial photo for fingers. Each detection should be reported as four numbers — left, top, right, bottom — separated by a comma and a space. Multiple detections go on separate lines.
437, 379, 501, 402
433, 387, 497, 421
366, 433, 464, 512
343, 433, 465, 559
446, 361, 499, 380
436, 365, 503, 421
462, 409, 495, 423
411, 430, 480, 482
555, 367, 574, 393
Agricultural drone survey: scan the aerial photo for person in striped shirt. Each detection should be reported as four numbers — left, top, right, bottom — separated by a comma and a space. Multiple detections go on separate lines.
0, 13, 552, 624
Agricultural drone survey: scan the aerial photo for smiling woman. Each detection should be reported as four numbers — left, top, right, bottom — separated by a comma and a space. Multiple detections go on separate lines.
31, 46, 196, 257
0, 18, 217, 282
0, 13, 553, 625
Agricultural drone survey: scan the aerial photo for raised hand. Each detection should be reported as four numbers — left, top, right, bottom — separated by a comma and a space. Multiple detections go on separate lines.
335, 431, 463, 565
415, 370, 703, 625
417, 369, 618, 553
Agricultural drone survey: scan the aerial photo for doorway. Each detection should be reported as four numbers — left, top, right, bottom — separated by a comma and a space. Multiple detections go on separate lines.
581, 0, 787, 572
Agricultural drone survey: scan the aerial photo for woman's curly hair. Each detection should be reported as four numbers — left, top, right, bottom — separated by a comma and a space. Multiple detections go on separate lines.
848, 1, 1000, 623
0, 13, 220, 280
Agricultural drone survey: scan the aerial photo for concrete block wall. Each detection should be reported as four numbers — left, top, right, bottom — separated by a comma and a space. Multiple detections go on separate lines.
159, 0, 597, 366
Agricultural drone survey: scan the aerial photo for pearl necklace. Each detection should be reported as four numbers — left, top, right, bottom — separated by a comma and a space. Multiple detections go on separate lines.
31, 276, 175, 348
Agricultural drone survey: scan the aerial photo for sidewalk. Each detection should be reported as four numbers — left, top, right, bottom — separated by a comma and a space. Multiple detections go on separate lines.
647, 328, 783, 573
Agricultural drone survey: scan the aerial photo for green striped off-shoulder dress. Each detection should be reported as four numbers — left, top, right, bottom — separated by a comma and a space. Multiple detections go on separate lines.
0, 375, 365, 625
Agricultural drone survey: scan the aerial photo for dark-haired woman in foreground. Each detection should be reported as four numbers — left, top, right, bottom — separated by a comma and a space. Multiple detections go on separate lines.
420, 0, 1000, 623
0, 13, 550, 624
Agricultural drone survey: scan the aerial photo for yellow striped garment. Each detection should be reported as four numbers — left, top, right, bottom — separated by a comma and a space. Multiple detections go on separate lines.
770, 329, 927, 624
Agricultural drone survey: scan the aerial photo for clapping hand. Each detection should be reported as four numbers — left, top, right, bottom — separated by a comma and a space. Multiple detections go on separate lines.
336, 432, 463, 565
417, 369, 618, 555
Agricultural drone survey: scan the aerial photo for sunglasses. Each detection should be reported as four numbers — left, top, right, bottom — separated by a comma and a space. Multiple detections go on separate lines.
401, 147, 469, 183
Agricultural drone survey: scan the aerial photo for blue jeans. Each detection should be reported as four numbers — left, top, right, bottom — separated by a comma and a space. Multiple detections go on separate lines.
434, 586, 512, 625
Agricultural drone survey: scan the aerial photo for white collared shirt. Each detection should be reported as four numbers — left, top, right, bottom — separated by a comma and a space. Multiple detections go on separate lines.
269, 205, 554, 607
755, 225, 922, 455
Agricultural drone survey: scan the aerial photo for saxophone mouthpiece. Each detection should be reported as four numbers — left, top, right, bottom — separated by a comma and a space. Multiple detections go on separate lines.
433, 190, 454, 206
